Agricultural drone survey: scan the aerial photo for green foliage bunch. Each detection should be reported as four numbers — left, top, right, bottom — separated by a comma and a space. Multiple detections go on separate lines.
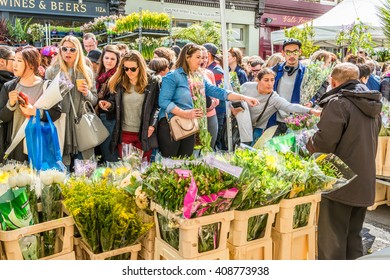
172, 20, 224, 46
7, 17, 32, 44
335, 19, 375, 54
62, 177, 152, 255
284, 22, 319, 58
377, 0, 390, 45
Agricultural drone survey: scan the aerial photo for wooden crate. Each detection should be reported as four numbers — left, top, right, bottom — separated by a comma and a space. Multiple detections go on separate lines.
273, 193, 321, 233
376, 137, 389, 175
73, 237, 83, 260
229, 204, 279, 247
138, 247, 154, 260
151, 202, 234, 259
0, 203, 75, 260
138, 211, 156, 258
382, 137, 390, 176
154, 238, 229, 260
368, 182, 389, 211
47, 251, 76, 260
79, 239, 141, 260
227, 238, 273, 260
272, 227, 316, 260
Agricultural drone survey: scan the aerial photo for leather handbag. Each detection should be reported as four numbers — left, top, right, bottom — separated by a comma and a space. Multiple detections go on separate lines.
69, 95, 109, 152
167, 114, 199, 141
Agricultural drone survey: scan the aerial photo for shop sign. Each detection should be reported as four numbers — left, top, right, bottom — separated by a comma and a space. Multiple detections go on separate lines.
164, 7, 219, 19
262, 13, 313, 27
0, 0, 109, 18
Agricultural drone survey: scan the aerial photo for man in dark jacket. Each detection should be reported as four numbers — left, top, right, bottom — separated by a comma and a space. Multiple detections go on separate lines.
306, 63, 382, 260
0, 45, 15, 161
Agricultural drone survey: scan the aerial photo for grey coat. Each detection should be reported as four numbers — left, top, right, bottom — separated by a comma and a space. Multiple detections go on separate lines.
45, 64, 97, 165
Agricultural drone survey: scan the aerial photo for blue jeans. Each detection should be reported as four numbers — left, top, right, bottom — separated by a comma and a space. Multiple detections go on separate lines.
216, 112, 227, 150
251, 128, 263, 146
100, 113, 119, 162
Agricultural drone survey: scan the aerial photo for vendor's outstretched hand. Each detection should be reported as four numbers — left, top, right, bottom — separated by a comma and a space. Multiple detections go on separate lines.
310, 108, 322, 117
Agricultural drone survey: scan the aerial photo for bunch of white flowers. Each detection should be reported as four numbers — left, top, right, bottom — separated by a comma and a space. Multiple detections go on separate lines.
39, 170, 66, 186
135, 186, 149, 210
8, 171, 34, 188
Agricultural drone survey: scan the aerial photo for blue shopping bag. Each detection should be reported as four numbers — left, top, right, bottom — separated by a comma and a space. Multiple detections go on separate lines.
25, 109, 64, 171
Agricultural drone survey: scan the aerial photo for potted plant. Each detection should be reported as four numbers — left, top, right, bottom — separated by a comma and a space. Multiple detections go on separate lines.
28, 23, 45, 47
7, 17, 32, 45
0, 18, 11, 45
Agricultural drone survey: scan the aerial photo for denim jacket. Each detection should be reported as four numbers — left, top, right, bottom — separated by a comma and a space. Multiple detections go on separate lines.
158, 67, 231, 120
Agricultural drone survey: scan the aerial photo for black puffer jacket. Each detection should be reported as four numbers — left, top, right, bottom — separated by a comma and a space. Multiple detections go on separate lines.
307, 80, 382, 207
0, 70, 14, 161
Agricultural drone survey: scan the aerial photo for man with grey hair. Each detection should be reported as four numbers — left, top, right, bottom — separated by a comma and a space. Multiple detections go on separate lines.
306, 62, 382, 260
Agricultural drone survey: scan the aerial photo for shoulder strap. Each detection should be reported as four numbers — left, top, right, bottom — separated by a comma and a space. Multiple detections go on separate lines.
255, 91, 274, 126
68, 92, 79, 121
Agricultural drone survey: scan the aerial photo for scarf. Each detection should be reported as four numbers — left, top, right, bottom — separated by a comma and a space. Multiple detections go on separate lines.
96, 68, 117, 92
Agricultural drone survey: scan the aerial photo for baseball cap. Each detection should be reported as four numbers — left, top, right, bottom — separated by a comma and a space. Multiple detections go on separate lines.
203, 43, 219, 57
282, 38, 302, 49
40, 46, 58, 57
87, 49, 102, 63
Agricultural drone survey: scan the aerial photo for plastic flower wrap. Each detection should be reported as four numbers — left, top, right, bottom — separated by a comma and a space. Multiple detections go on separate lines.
295, 129, 317, 158
300, 60, 333, 105
140, 160, 240, 253
228, 148, 290, 211
285, 113, 319, 131
74, 158, 98, 178
379, 99, 390, 136
39, 169, 66, 256
188, 72, 212, 153
7, 169, 39, 224
121, 143, 146, 170
264, 133, 297, 153
0, 165, 39, 260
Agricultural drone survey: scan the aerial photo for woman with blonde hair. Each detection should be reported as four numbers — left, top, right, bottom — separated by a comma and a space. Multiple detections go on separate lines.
263, 52, 285, 68
45, 35, 97, 168
102, 50, 160, 161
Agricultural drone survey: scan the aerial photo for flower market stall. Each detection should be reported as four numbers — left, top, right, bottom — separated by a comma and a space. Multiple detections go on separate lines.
0, 121, 356, 260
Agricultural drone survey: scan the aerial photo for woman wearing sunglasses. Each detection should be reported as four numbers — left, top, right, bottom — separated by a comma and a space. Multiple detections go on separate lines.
158, 43, 259, 158
103, 50, 160, 161
95, 44, 121, 162
0, 46, 61, 162
45, 35, 97, 168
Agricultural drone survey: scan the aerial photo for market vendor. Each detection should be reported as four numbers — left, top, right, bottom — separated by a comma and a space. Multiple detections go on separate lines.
240, 68, 321, 145
306, 62, 382, 260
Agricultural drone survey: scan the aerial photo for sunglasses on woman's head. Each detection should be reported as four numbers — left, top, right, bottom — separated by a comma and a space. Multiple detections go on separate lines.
61, 47, 77, 53
123, 66, 138, 72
